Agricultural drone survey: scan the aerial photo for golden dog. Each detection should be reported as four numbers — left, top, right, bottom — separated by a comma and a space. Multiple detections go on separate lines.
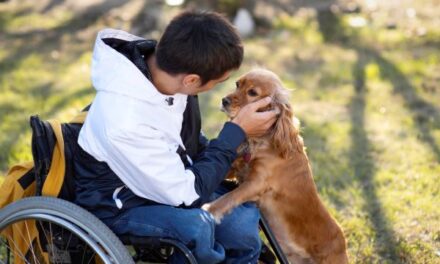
202, 69, 348, 264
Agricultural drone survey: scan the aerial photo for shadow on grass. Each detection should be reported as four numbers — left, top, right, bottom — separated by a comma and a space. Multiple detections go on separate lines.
0, 1, 131, 172
130, 0, 164, 36
317, 7, 440, 163
372, 51, 440, 161
0, 0, 129, 82
313, 7, 433, 262
349, 50, 402, 261
41, 0, 65, 14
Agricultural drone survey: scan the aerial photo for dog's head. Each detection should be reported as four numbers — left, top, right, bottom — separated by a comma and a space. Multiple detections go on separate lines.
222, 69, 301, 158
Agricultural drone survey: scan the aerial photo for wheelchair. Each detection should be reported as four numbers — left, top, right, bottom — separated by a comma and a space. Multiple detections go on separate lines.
0, 115, 288, 264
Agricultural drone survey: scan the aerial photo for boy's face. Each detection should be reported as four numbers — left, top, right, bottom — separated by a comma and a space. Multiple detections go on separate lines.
181, 71, 232, 95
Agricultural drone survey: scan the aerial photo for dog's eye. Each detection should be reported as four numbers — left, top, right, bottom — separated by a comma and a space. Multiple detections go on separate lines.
247, 89, 258, 97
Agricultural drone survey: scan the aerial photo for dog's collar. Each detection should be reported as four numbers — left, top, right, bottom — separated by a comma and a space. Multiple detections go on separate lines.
243, 152, 252, 163
238, 141, 252, 163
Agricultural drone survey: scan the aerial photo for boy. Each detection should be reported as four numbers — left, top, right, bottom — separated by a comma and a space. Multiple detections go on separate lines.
74, 11, 277, 263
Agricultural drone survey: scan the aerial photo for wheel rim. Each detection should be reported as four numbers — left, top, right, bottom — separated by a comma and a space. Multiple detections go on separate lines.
0, 211, 116, 264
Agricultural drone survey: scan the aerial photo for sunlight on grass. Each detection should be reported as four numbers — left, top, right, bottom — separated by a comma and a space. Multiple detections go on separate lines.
6, 11, 74, 32
0, 1, 74, 34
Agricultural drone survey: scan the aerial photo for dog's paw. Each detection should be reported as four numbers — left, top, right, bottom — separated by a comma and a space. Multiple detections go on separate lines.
210, 212, 224, 224
201, 203, 211, 212
201, 203, 224, 224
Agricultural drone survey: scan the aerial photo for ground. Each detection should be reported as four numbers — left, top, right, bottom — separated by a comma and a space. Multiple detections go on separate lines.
0, 0, 439, 263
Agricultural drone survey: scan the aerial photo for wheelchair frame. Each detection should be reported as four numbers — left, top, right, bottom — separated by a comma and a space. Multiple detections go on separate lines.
0, 115, 289, 263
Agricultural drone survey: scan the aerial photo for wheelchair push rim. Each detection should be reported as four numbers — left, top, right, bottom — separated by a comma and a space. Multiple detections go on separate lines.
0, 197, 134, 264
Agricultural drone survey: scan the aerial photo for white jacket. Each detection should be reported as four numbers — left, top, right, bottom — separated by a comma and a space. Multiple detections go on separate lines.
78, 29, 200, 206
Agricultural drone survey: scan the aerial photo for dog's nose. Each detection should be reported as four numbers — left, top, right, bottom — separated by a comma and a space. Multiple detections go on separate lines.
222, 97, 231, 107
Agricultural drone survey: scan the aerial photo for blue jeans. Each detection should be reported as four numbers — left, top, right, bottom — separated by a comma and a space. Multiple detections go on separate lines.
102, 186, 261, 263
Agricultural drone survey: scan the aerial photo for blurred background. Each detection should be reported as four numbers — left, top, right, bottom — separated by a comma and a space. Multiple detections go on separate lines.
0, 0, 439, 262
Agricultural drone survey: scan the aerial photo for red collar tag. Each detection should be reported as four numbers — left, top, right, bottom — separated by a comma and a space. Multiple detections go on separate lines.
243, 152, 252, 163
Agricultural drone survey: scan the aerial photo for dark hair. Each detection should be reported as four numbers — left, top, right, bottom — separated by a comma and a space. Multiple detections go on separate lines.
156, 11, 243, 85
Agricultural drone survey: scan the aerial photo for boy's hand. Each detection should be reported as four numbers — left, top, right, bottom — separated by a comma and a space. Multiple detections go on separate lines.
232, 97, 278, 137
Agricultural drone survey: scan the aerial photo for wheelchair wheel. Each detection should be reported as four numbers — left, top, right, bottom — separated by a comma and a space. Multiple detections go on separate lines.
0, 196, 134, 264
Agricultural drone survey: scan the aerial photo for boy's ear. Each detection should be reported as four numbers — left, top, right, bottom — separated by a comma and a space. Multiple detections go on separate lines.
182, 74, 201, 88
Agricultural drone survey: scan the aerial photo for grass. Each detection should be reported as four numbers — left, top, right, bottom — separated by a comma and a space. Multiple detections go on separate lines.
1, 0, 439, 263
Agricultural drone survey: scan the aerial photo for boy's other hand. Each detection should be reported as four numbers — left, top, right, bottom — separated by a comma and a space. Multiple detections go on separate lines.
232, 97, 278, 137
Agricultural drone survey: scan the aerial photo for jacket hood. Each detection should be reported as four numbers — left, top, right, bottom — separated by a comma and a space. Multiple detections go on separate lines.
83, 28, 188, 150
91, 28, 186, 107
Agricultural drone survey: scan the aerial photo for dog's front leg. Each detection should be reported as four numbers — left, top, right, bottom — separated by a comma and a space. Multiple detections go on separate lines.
202, 163, 267, 223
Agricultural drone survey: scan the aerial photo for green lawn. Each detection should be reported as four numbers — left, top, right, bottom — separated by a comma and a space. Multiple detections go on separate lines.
1, 0, 439, 263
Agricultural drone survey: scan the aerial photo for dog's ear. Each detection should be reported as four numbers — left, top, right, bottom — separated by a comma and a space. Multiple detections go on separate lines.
272, 91, 300, 158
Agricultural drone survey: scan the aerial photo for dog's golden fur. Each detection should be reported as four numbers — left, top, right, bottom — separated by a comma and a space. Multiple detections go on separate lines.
203, 69, 349, 264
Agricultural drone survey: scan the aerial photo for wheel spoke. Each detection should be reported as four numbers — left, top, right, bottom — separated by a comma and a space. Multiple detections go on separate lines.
0, 197, 134, 264
87, 252, 97, 264
24, 220, 39, 263
1, 233, 31, 264
12, 222, 34, 263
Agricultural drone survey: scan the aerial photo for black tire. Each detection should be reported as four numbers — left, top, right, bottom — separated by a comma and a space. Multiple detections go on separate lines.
0, 196, 134, 264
